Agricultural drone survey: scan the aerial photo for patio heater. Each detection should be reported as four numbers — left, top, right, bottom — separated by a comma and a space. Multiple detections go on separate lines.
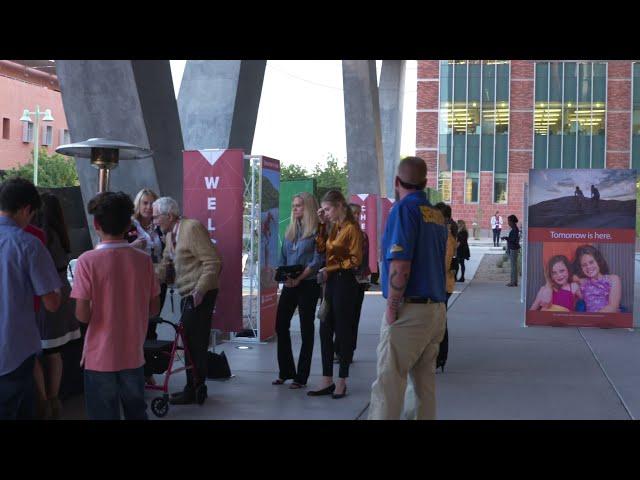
56, 138, 153, 193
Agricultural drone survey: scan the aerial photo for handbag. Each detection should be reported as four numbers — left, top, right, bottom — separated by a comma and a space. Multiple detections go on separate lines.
317, 283, 329, 322
275, 264, 304, 282
207, 351, 232, 379
449, 256, 459, 271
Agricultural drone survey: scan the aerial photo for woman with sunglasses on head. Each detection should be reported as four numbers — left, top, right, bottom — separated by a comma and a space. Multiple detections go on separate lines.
308, 190, 363, 399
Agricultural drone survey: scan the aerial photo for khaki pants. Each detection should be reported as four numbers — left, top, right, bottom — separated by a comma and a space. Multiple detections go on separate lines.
368, 302, 446, 420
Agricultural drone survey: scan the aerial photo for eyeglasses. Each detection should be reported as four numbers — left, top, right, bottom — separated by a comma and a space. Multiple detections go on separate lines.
152, 213, 168, 220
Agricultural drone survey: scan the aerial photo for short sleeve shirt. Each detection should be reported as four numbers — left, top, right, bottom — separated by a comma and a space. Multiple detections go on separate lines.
380, 192, 447, 302
0, 216, 62, 376
70, 241, 160, 372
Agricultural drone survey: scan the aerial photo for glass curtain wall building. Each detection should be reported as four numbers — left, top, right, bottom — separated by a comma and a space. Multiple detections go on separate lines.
533, 62, 607, 170
438, 60, 509, 204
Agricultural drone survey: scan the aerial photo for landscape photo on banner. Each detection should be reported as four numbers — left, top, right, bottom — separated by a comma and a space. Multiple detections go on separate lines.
259, 157, 280, 341
526, 169, 637, 328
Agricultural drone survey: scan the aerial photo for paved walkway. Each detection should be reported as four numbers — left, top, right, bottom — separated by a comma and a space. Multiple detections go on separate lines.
62, 242, 640, 420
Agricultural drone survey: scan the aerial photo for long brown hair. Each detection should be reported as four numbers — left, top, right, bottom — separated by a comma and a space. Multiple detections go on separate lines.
321, 189, 356, 225
36, 192, 71, 253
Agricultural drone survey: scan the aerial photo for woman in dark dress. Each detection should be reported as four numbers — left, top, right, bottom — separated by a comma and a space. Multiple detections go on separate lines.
34, 193, 80, 419
456, 219, 471, 282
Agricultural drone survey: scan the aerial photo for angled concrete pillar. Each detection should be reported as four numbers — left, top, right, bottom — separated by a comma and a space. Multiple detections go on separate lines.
379, 60, 406, 196
56, 60, 183, 243
342, 60, 385, 196
177, 60, 266, 151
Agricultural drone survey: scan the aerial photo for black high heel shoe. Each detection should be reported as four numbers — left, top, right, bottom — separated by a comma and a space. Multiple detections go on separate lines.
332, 385, 347, 399
307, 384, 336, 396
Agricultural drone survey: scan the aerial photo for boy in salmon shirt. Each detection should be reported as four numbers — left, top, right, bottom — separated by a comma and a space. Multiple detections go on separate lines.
71, 192, 160, 420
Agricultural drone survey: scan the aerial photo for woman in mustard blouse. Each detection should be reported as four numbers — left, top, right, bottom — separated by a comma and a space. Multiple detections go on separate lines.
307, 190, 363, 399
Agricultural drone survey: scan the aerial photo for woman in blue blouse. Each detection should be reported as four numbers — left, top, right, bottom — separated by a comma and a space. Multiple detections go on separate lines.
272, 192, 325, 389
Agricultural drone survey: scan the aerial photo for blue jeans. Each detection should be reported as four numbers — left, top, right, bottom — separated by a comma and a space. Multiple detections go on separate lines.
84, 366, 148, 420
0, 355, 35, 420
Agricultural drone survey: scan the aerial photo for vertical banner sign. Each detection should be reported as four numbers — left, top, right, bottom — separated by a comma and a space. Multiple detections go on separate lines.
183, 149, 244, 333
380, 197, 396, 237
349, 194, 378, 274
526, 169, 636, 328
259, 156, 280, 341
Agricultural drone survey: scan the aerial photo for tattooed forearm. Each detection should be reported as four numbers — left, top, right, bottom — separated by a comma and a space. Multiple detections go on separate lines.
387, 296, 401, 310
390, 270, 409, 292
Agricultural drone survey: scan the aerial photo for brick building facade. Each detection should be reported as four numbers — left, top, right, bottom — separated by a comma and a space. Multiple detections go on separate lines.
416, 60, 639, 235
0, 60, 68, 171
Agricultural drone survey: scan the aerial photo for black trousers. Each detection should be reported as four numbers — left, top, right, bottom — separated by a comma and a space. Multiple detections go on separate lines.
436, 292, 452, 367
181, 289, 218, 390
492, 228, 501, 246
275, 281, 321, 385
320, 270, 359, 378
336, 282, 367, 355
456, 258, 466, 280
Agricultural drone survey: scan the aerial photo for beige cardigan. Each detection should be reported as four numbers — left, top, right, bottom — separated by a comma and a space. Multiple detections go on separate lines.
157, 218, 222, 296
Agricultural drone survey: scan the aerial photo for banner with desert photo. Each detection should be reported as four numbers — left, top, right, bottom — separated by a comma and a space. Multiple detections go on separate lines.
526, 169, 636, 328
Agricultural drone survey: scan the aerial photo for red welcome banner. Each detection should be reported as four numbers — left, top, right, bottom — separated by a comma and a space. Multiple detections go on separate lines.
350, 194, 379, 274
183, 149, 244, 333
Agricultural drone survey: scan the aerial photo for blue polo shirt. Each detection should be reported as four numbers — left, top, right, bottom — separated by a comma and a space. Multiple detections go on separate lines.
380, 191, 447, 302
0, 216, 62, 376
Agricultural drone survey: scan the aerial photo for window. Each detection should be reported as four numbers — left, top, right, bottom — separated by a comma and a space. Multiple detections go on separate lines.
42, 125, 53, 146
59, 128, 70, 145
534, 61, 607, 169
438, 60, 510, 204
438, 171, 452, 202
494, 173, 507, 203
2, 118, 9, 140
22, 121, 34, 143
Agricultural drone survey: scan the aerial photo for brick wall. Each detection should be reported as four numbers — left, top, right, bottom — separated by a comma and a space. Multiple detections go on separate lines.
0, 74, 68, 170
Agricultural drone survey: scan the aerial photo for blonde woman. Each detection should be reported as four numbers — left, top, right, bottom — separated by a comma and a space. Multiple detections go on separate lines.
272, 192, 325, 389
126, 189, 167, 384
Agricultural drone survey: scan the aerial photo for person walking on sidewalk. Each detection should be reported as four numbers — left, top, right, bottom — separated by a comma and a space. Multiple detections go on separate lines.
491, 211, 503, 247
502, 215, 520, 287
455, 220, 470, 282
368, 156, 447, 420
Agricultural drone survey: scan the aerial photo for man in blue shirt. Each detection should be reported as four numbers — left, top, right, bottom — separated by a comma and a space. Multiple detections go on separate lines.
368, 157, 447, 420
0, 178, 62, 420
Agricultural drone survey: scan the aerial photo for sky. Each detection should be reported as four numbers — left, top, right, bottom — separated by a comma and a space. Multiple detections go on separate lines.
169, 60, 417, 171
529, 169, 637, 205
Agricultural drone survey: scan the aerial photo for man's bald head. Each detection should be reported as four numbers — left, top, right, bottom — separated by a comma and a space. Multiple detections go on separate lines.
397, 156, 427, 190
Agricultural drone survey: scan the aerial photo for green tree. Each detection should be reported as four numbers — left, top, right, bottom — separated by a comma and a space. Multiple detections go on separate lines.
280, 164, 310, 181
5, 148, 79, 187
313, 153, 348, 196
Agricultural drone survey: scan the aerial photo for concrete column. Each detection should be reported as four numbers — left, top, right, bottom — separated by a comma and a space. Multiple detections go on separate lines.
379, 60, 406, 196
56, 60, 183, 243
342, 60, 385, 196
177, 60, 266, 151
131, 60, 185, 205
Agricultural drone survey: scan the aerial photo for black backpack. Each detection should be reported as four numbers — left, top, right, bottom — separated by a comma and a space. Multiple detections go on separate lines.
207, 351, 232, 379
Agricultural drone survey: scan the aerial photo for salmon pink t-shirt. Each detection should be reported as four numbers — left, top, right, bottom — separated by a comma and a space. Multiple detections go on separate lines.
70, 240, 160, 372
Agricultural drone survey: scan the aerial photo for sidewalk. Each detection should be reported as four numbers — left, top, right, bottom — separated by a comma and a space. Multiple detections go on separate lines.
61, 244, 640, 420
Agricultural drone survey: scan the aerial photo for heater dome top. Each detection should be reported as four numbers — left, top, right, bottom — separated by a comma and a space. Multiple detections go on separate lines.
56, 138, 153, 160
